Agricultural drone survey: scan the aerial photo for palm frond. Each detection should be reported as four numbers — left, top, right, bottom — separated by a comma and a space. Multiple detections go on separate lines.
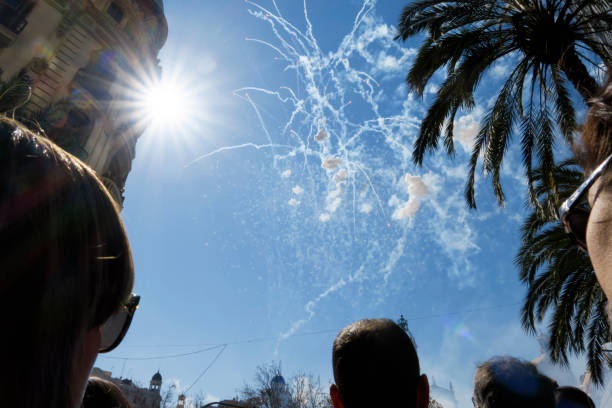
413, 38, 515, 166
517, 159, 612, 384
407, 29, 497, 95
550, 67, 577, 144
396, 0, 607, 208
586, 295, 612, 384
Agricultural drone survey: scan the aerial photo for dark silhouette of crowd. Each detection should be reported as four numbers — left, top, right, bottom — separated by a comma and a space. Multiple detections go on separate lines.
1, 65, 611, 408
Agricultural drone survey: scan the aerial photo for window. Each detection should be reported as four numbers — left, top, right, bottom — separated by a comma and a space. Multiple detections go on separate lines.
0, 0, 34, 34
107, 2, 124, 24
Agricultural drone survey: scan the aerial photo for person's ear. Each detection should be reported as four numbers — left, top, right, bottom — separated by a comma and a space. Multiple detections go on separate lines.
415, 374, 430, 408
330, 384, 344, 408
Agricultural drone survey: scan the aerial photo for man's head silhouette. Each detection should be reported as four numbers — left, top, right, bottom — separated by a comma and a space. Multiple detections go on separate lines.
473, 356, 557, 408
330, 319, 429, 408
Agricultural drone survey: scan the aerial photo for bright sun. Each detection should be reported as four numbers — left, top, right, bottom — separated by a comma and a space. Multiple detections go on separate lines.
142, 81, 192, 129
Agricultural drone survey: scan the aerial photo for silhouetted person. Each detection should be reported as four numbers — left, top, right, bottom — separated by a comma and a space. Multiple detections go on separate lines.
473, 356, 558, 408
554, 386, 595, 408
330, 318, 429, 408
82, 377, 133, 408
0, 117, 136, 408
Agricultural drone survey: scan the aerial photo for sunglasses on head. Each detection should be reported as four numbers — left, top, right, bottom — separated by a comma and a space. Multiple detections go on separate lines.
99, 293, 140, 353
559, 153, 612, 253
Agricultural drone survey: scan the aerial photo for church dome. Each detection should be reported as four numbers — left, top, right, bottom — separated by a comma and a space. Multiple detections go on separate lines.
152, 371, 162, 382
271, 375, 286, 386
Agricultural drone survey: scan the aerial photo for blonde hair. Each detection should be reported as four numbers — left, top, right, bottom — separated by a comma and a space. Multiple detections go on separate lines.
0, 116, 134, 407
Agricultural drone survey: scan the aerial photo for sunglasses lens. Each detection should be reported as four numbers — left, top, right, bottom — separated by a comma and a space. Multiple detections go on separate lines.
564, 208, 590, 251
99, 307, 128, 352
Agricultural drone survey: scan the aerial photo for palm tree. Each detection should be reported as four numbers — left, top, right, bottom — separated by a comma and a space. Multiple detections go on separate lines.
516, 159, 611, 384
396, 0, 612, 208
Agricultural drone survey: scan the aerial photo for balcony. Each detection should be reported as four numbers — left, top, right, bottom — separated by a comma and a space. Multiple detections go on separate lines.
72, 68, 114, 103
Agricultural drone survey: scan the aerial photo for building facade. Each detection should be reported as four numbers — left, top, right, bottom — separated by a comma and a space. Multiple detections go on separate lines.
0, 0, 168, 204
429, 377, 458, 408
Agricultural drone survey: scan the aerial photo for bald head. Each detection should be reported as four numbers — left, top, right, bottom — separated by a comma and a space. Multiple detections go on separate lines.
331, 319, 424, 408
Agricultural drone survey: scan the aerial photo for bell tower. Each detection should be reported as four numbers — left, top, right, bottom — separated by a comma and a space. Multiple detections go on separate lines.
150, 371, 162, 393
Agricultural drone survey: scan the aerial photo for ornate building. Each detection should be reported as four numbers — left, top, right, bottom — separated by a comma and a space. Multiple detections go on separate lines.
0, 0, 168, 205
429, 377, 458, 408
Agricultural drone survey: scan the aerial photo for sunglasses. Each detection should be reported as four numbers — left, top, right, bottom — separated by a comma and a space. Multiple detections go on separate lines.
559, 153, 612, 252
99, 294, 140, 353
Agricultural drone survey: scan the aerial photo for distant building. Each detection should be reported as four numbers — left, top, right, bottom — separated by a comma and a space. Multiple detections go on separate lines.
0, 0, 168, 205
270, 374, 291, 408
91, 367, 163, 408
429, 377, 458, 408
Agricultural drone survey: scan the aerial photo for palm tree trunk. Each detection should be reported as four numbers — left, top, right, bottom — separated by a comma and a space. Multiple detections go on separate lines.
558, 47, 599, 102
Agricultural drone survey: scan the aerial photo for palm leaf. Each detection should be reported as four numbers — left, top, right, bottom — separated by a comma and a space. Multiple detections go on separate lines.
517, 160, 612, 384
396, 0, 608, 208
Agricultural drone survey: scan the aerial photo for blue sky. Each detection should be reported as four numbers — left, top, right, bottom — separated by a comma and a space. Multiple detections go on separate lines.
95, 1, 583, 407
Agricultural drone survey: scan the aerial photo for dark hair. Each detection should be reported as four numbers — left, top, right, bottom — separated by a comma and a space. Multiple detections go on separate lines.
83, 377, 134, 408
473, 356, 557, 408
554, 386, 595, 408
578, 70, 612, 176
332, 318, 420, 408
0, 117, 134, 407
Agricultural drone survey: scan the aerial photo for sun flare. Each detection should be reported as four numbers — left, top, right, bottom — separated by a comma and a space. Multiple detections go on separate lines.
141, 79, 194, 130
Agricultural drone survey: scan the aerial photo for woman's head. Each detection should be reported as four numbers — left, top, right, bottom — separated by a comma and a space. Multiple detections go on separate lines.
83, 377, 134, 408
0, 116, 134, 407
573, 72, 612, 305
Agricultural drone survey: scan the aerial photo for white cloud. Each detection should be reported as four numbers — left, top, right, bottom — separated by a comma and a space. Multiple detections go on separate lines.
376, 51, 402, 72
395, 82, 407, 98
292, 185, 304, 195
360, 202, 373, 214
388, 194, 401, 207
404, 173, 429, 197
387, 174, 431, 221
454, 106, 484, 152
392, 199, 420, 220
425, 83, 439, 94
491, 62, 509, 78
441, 163, 468, 180
327, 197, 342, 213
333, 169, 347, 184
288, 198, 300, 206
438, 228, 479, 253
281, 169, 292, 178
319, 213, 331, 222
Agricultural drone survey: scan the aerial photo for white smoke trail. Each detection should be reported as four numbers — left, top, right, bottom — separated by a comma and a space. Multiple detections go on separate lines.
189, 0, 482, 351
